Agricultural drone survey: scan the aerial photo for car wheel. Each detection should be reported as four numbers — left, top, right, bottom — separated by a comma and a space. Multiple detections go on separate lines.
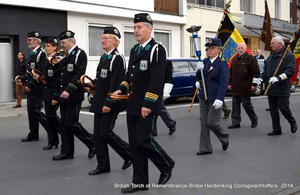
253, 85, 261, 96
290, 85, 296, 93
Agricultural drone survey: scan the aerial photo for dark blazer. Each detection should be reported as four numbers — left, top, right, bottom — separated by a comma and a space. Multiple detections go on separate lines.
16, 58, 27, 77
229, 52, 260, 96
260, 46, 295, 97
118, 38, 166, 115
25, 47, 46, 95
255, 54, 264, 59
90, 49, 125, 114
196, 56, 229, 102
59, 46, 87, 103
42, 61, 61, 102
165, 59, 173, 84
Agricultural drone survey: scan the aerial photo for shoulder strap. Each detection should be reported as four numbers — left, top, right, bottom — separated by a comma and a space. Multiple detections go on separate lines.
75, 49, 81, 66
150, 42, 167, 64
109, 51, 126, 72
36, 48, 45, 63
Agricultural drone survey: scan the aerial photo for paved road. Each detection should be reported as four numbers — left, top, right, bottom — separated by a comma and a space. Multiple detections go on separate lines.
1, 94, 300, 195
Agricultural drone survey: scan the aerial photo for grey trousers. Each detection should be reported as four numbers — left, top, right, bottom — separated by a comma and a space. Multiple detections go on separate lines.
231, 95, 258, 125
199, 99, 229, 153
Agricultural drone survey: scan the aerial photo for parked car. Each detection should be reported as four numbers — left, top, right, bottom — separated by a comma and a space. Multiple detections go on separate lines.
168, 58, 199, 100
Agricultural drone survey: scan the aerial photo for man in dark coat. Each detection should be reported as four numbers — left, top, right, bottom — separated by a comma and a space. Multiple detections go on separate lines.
255, 49, 264, 59
14, 51, 27, 108
113, 13, 174, 193
228, 43, 260, 129
88, 26, 131, 175
21, 31, 50, 142
259, 36, 297, 135
52, 30, 95, 160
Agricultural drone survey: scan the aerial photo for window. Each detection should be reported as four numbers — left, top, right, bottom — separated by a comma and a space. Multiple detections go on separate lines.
240, 0, 252, 13
124, 32, 136, 57
154, 31, 170, 57
187, 0, 225, 8
172, 61, 192, 73
88, 25, 105, 56
290, 15, 293, 23
189, 37, 201, 58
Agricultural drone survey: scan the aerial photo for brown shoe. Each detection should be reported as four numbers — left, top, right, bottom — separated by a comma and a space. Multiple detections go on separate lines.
223, 109, 231, 119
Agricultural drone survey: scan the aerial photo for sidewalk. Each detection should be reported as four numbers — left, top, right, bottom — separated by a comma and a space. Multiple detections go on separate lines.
0, 94, 91, 118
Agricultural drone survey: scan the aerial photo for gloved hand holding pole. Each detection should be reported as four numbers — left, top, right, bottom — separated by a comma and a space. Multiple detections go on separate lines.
186, 25, 207, 101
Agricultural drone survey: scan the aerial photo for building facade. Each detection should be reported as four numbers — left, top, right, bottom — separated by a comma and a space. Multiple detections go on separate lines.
0, 0, 186, 102
184, 0, 297, 59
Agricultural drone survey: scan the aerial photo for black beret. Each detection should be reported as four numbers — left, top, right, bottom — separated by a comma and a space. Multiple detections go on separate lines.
103, 27, 121, 39
58, 30, 75, 40
134, 13, 153, 25
28, 31, 42, 39
45, 37, 58, 45
205, 38, 222, 47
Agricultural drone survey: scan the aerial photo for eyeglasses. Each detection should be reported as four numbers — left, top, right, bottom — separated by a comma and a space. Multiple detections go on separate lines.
27, 38, 33, 42
101, 37, 112, 40
60, 40, 70, 45
207, 46, 218, 50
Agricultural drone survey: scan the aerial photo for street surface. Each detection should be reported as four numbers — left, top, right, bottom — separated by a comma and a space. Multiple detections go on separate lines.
1, 93, 300, 195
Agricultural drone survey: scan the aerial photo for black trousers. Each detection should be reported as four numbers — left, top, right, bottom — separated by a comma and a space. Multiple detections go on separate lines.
26, 93, 49, 139
231, 95, 258, 124
94, 113, 131, 170
59, 102, 94, 156
127, 114, 173, 185
268, 96, 297, 132
44, 101, 60, 145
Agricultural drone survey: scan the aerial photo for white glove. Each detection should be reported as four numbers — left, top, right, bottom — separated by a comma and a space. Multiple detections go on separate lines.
269, 77, 279, 84
195, 81, 200, 89
252, 78, 261, 85
258, 78, 263, 85
163, 83, 173, 100
197, 62, 204, 70
213, 99, 223, 109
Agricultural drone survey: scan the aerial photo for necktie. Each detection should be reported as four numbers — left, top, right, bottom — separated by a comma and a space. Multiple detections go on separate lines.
30, 51, 33, 58
103, 54, 108, 61
66, 52, 69, 58
137, 46, 143, 55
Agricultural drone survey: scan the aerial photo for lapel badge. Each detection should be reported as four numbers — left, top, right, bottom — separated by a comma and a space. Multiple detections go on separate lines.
72, 51, 75, 55
108, 54, 112, 60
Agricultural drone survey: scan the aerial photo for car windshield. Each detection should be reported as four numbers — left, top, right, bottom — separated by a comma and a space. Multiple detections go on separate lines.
172, 61, 193, 73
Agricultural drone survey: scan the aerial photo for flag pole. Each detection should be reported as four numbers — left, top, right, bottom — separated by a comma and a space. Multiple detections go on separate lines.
264, 23, 300, 95
215, 0, 232, 38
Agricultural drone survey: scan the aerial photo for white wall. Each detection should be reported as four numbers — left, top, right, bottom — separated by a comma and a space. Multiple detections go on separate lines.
68, 12, 182, 78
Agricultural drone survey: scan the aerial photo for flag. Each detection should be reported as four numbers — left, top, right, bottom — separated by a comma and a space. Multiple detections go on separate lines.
260, 0, 274, 51
217, 11, 252, 68
290, 29, 300, 85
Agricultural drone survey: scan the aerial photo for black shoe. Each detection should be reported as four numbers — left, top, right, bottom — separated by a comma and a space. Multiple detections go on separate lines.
169, 121, 176, 135
52, 154, 74, 161
121, 184, 148, 193
21, 137, 39, 142
88, 147, 96, 158
267, 130, 282, 136
13, 105, 21, 108
223, 109, 231, 119
43, 144, 58, 150
122, 160, 132, 170
89, 166, 110, 175
196, 151, 212, 155
158, 160, 175, 185
251, 121, 258, 128
266, 108, 270, 111
222, 141, 229, 151
153, 133, 157, 136
228, 124, 240, 129
291, 123, 298, 133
